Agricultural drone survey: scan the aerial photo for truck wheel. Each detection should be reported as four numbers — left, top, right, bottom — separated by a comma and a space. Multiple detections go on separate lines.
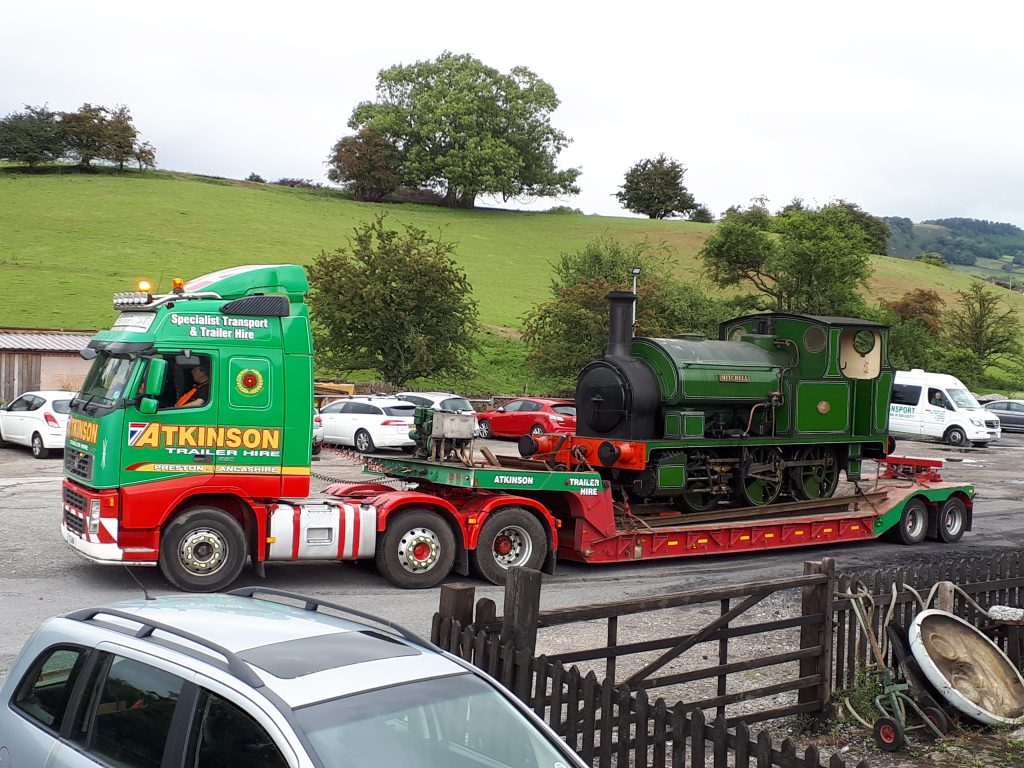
375, 509, 455, 589
354, 429, 375, 454
888, 497, 928, 545
944, 426, 967, 447
471, 507, 546, 584
479, 420, 493, 439
31, 433, 50, 459
937, 496, 967, 543
159, 506, 247, 592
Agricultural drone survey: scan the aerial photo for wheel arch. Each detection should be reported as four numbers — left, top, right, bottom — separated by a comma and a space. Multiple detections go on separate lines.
165, 493, 257, 556
463, 496, 558, 572
926, 489, 974, 537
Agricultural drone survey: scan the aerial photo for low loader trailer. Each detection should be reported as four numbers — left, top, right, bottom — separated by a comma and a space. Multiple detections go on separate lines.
60, 266, 974, 592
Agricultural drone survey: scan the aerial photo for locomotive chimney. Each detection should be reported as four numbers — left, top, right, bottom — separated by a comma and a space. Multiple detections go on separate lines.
606, 291, 636, 358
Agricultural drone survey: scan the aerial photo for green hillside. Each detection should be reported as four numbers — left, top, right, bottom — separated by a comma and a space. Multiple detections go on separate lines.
5, 170, 1024, 391
0, 171, 712, 331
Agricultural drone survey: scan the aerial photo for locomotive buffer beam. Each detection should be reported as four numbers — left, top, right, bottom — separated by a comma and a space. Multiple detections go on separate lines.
627, 490, 888, 529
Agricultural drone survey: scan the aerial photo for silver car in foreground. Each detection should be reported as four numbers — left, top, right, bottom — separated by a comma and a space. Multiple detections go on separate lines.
1, 588, 586, 768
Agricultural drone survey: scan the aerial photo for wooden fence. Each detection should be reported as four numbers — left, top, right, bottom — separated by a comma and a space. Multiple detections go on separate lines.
434, 564, 867, 768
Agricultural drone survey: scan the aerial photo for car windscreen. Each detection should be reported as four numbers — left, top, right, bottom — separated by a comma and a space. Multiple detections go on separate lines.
441, 398, 474, 412
295, 673, 573, 768
947, 388, 981, 409
552, 404, 576, 417
51, 399, 72, 414
384, 405, 417, 417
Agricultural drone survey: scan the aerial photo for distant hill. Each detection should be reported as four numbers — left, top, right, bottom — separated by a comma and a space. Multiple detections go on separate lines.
885, 216, 1024, 268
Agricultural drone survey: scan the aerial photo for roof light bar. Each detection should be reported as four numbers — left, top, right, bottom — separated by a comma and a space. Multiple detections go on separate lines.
113, 291, 153, 310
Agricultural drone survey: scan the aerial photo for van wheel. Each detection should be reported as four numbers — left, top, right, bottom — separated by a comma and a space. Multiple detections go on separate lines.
375, 509, 456, 589
944, 427, 967, 447
31, 433, 50, 459
888, 497, 928, 545
470, 507, 546, 584
937, 497, 967, 543
160, 507, 247, 592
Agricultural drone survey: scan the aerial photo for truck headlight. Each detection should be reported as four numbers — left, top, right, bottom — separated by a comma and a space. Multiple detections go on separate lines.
969, 418, 984, 427
89, 499, 101, 534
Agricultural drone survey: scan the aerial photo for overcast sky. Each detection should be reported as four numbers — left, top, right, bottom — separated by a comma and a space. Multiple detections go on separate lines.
4, 1, 1024, 223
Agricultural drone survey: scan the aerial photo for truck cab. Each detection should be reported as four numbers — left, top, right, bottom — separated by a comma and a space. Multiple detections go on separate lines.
62, 265, 314, 584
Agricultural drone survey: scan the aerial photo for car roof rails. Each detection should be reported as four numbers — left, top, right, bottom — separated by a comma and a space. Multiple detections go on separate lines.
226, 586, 430, 646
64, 607, 264, 688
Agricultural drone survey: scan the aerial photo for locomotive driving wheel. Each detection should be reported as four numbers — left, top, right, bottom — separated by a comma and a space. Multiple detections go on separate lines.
737, 447, 783, 506
675, 450, 721, 513
788, 445, 840, 500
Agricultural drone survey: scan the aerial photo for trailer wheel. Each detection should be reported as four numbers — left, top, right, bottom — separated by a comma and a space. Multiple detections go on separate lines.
889, 497, 928, 545
159, 506, 247, 592
375, 508, 455, 589
471, 507, 546, 584
944, 426, 967, 447
936, 496, 967, 543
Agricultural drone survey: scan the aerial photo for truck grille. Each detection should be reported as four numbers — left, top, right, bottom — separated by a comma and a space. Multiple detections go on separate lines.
63, 485, 87, 513
64, 448, 93, 481
63, 508, 85, 535
986, 419, 999, 430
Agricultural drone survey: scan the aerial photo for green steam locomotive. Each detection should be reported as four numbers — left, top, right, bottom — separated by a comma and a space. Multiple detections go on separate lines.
564, 292, 894, 510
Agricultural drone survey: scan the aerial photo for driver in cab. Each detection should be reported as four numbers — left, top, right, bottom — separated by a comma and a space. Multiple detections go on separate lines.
176, 364, 210, 408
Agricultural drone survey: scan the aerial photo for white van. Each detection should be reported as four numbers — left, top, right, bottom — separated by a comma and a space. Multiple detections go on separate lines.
889, 369, 1000, 447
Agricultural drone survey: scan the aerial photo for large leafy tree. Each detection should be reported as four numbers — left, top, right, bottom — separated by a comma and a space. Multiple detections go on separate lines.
307, 215, 478, 386
104, 105, 139, 171
348, 52, 580, 208
326, 126, 403, 201
60, 103, 110, 168
615, 154, 698, 219
0, 105, 64, 166
944, 281, 1021, 367
700, 202, 872, 316
523, 238, 728, 382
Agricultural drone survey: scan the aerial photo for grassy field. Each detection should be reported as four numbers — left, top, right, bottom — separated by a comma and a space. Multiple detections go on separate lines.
4, 170, 1024, 391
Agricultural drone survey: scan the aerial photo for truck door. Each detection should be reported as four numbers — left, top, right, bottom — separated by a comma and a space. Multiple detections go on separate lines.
217, 351, 285, 496
921, 387, 952, 437
120, 351, 221, 489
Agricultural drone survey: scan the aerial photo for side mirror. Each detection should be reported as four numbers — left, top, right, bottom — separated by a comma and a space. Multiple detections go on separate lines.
497, 406, 506, 413
80, 347, 98, 361
145, 358, 167, 397
139, 397, 158, 415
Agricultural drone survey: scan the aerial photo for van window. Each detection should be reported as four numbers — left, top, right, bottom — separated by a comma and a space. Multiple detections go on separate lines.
947, 387, 981, 409
891, 384, 921, 406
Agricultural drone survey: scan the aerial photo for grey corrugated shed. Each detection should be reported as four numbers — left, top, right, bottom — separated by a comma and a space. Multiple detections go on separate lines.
0, 330, 94, 352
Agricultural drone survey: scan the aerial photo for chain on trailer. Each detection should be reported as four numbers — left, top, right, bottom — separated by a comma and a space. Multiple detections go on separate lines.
310, 444, 412, 489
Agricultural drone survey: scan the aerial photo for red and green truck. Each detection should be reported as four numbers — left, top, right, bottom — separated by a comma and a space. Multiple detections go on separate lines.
61, 265, 976, 591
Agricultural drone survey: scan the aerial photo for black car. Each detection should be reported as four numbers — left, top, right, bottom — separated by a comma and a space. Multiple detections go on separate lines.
983, 399, 1024, 432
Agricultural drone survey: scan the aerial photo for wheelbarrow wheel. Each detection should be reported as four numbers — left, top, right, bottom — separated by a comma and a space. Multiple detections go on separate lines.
873, 716, 905, 752
921, 706, 949, 737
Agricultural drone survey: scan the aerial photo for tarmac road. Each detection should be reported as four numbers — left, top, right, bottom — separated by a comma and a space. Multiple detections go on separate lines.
2, 433, 1023, 677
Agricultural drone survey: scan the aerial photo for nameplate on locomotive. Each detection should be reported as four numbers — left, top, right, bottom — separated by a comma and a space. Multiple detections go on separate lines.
718, 374, 750, 382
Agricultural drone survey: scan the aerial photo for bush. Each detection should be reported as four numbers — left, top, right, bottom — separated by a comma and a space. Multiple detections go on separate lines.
246, 172, 265, 183
542, 205, 583, 215
273, 177, 322, 189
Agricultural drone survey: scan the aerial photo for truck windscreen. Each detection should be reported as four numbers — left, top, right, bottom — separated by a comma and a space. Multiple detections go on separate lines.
73, 353, 137, 414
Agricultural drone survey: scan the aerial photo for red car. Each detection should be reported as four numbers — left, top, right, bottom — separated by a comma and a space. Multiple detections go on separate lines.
477, 397, 576, 439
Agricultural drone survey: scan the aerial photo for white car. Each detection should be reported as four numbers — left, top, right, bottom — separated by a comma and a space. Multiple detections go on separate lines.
396, 391, 480, 433
319, 396, 418, 453
0, 390, 77, 458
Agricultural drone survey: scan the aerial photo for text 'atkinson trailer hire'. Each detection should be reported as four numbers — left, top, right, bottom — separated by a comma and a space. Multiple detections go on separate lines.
61, 265, 976, 592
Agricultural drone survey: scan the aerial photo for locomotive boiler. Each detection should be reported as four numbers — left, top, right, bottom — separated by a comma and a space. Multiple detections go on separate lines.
537, 292, 894, 510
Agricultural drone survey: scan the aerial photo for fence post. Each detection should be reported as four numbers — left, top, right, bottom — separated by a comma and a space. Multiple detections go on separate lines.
799, 558, 835, 717
501, 566, 543, 654
438, 583, 476, 628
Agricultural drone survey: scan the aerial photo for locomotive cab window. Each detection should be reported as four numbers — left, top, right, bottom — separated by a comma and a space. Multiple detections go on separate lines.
839, 329, 881, 379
